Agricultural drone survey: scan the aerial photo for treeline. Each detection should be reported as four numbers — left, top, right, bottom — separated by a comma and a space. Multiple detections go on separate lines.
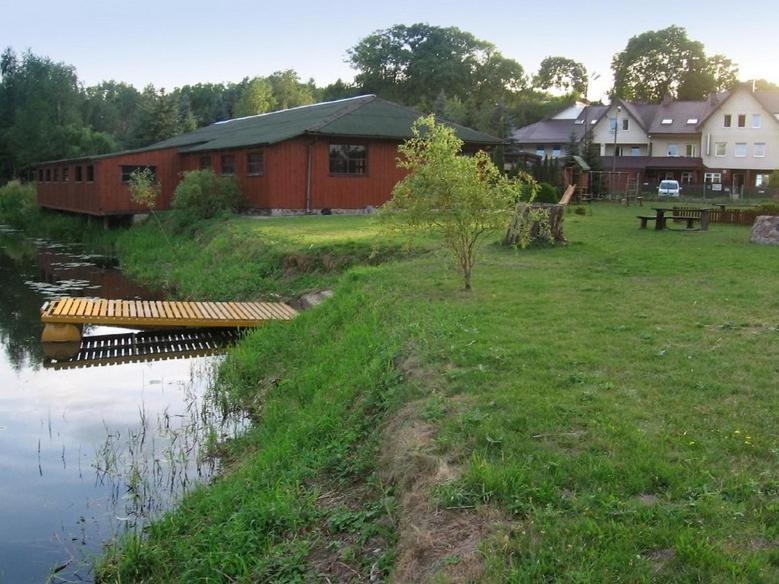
1, 23, 770, 182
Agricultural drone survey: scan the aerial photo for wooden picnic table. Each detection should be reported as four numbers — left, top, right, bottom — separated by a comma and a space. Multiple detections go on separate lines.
638, 207, 713, 231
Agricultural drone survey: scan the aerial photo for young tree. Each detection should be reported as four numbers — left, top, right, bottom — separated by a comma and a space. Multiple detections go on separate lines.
128, 167, 171, 246
381, 115, 534, 290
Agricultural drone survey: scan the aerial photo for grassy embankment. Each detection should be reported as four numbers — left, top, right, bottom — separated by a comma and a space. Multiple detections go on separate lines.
93, 204, 779, 582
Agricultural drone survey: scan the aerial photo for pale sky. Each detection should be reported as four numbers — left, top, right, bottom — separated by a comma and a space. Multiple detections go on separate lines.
4, 0, 778, 102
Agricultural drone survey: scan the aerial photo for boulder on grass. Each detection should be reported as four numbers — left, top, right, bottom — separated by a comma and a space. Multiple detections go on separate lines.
750, 216, 779, 245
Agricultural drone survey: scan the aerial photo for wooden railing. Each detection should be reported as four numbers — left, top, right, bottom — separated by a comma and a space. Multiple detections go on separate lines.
672, 206, 767, 226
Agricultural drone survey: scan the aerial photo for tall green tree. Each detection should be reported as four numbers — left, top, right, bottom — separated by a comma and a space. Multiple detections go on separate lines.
267, 70, 316, 109
130, 86, 181, 147
534, 57, 588, 95
611, 26, 739, 102
348, 23, 525, 107
233, 77, 275, 117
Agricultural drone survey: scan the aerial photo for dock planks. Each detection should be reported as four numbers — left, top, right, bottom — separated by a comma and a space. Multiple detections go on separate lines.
41, 297, 297, 329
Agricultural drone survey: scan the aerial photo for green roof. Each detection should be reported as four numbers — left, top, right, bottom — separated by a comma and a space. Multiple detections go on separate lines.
158, 95, 501, 153
35, 96, 500, 166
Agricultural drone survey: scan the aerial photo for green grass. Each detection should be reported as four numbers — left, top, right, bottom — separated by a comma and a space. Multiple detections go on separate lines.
94, 204, 779, 581
115, 214, 431, 300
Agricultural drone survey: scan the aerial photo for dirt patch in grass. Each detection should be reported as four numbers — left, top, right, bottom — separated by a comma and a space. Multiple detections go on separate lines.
380, 402, 508, 583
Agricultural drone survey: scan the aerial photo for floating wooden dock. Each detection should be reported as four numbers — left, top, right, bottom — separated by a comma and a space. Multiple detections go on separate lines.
41, 297, 297, 342
43, 329, 242, 370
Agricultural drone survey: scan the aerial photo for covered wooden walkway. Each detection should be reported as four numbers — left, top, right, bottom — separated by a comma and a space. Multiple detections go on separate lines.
41, 297, 297, 342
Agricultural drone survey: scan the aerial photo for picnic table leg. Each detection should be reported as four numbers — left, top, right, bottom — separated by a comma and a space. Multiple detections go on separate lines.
686, 218, 694, 229
655, 213, 665, 231
701, 210, 710, 231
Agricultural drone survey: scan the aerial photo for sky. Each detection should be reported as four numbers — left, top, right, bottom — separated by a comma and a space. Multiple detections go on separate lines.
4, 0, 778, 102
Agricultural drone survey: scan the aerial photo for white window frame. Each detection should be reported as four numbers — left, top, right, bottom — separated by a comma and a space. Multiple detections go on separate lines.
704, 172, 721, 184
756, 173, 771, 187
737, 114, 746, 128
723, 114, 731, 128
752, 114, 761, 128
631, 146, 640, 156
622, 118, 630, 131
667, 144, 679, 157
535, 145, 545, 157
734, 142, 747, 157
609, 116, 617, 132
551, 145, 561, 159
681, 171, 694, 184
715, 142, 726, 157
685, 144, 696, 157
754, 142, 766, 158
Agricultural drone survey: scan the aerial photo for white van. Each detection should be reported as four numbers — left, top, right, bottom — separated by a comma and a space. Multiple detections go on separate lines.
658, 180, 681, 197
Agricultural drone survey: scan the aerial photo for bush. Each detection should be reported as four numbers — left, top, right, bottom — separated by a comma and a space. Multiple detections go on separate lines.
534, 182, 561, 204
171, 170, 243, 226
0, 180, 38, 227
755, 202, 779, 215
573, 205, 586, 215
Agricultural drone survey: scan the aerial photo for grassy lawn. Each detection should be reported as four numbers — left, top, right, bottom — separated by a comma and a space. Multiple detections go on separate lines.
100, 204, 779, 582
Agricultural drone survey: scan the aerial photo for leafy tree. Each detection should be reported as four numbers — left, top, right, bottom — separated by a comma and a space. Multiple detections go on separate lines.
753, 79, 779, 91
381, 115, 533, 290
267, 70, 316, 109
320, 79, 360, 102
348, 23, 525, 108
233, 77, 275, 117
534, 57, 588, 95
611, 26, 738, 102
130, 86, 182, 147
82, 81, 142, 146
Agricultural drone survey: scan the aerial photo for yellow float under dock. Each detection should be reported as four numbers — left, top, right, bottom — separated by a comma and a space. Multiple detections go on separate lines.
41, 297, 297, 342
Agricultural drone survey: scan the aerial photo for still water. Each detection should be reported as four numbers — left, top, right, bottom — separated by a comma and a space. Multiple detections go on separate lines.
0, 227, 242, 582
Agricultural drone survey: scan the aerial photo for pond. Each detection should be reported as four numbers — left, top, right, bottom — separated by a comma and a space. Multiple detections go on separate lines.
0, 227, 243, 583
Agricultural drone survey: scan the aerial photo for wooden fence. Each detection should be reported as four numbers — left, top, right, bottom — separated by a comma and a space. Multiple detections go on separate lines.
672, 206, 769, 225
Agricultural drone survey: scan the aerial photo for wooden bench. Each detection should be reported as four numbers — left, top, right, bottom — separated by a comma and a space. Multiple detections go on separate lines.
637, 215, 658, 229
669, 215, 701, 230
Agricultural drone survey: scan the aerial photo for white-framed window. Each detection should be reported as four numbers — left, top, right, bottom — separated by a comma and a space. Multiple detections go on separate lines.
756, 173, 771, 187
615, 146, 624, 157
535, 145, 545, 157
622, 118, 629, 131
723, 114, 732, 127
551, 145, 561, 158
753, 142, 766, 157
734, 142, 747, 157
667, 144, 679, 157
704, 172, 721, 184
752, 114, 761, 128
681, 171, 694, 184
715, 142, 726, 157
609, 116, 617, 131
737, 114, 746, 128
685, 144, 696, 157
631, 146, 640, 156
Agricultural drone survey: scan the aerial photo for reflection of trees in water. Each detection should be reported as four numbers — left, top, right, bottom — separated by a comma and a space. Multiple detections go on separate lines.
0, 231, 157, 370
0, 234, 46, 369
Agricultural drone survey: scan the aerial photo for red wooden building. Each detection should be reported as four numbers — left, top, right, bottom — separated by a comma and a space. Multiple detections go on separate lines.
34, 96, 500, 216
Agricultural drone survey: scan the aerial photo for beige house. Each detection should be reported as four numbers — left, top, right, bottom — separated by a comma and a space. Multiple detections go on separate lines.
511, 83, 779, 194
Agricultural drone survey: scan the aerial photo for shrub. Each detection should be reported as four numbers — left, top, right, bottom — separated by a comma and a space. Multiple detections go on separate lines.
534, 182, 561, 204
172, 170, 243, 226
755, 202, 779, 215
573, 205, 586, 215
0, 180, 38, 227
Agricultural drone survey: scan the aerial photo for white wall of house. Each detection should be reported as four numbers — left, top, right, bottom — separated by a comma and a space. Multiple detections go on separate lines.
700, 87, 779, 170
592, 105, 650, 155
649, 135, 701, 157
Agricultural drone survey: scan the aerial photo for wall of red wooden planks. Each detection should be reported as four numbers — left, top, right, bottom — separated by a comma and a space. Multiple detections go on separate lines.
36, 136, 413, 215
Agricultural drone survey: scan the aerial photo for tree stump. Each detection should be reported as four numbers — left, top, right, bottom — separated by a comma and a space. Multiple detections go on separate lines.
504, 203, 566, 246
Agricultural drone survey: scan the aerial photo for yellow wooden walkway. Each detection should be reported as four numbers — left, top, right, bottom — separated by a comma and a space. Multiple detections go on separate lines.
41, 297, 297, 342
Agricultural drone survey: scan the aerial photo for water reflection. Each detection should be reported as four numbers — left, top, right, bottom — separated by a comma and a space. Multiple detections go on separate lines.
0, 227, 243, 583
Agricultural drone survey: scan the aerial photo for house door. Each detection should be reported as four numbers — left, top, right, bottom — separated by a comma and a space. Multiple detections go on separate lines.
732, 173, 745, 197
